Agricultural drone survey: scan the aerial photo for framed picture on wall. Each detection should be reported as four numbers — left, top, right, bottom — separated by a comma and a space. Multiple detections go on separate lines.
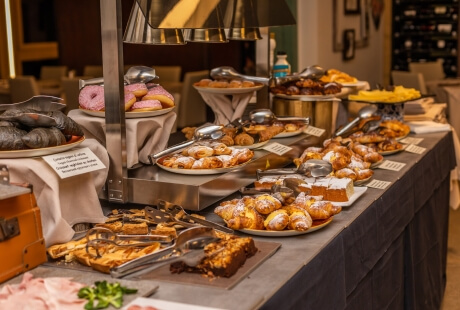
342, 29, 355, 60
344, 0, 361, 15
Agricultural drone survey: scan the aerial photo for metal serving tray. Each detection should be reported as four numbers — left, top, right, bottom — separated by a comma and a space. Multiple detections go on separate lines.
104, 134, 319, 211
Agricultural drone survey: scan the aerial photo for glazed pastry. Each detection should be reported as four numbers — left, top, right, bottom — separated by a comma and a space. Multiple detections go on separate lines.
284, 206, 313, 231
217, 155, 239, 168
192, 157, 223, 169
234, 133, 255, 146
194, 79, 212, 87
335, 168, 358, 181
322, 151, 350, 171
187, 145, 214, 159
172, 156, 195, 169
225, 198, 265, 230
161, 154, 181, 167
218, 134, 235, 146
228, 80, 242, 88
181, 127, 196, 140
208, 80, 229, 88
221, 127, 237, 139
230, 148, 254, 164
356, 169, 373, 180
210, 142, 232, 155
264, 209, 289, 231
242, 81, 255, 87
254, 194, 282, 215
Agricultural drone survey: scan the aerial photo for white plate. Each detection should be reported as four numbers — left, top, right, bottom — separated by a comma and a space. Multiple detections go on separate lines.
341, 80, 368, 87
233, 140, 270, 149
331, 186, 368, 207
123, 297, 225, 310
79, 107, 174, 118
238, 217, 333, 237
0, 136, 85, 159
273, 128, 304, 138
194, 84, 264, 94
354, 175, 372, 186
156, 160, 251, 175
274, 93, 336, 101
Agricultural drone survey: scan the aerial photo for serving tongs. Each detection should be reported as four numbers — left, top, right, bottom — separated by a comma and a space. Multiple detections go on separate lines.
79, 66, 158, 89
110, 226, 220, 278
156, 199, 234, 234
145, 206, 199, 229
148, 124, 224, 165
240, 177, 310, 200
85, 227, 173, 259
256, 159, 333, 179
0, 95, 65, 112
210, 65, 325, 87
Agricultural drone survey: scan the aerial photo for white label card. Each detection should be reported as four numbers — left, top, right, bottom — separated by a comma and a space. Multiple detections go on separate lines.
304, 126, 326, 137
42, 147, 106, 179
377, 160, 406, 171
367, 179, 392, 189
405, 144, 426, 154
263, 142, 293, 156
400, 137, 423, 145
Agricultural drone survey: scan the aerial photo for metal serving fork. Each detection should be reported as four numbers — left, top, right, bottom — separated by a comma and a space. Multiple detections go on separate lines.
0, 95, 65, 112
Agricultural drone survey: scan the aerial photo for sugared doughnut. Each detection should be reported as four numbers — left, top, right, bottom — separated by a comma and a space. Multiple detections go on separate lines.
142, 85, 175, 108
130, 99, 162, 112
124, 92, 136, 111
79, 85, 105, 111
125, 83, 148, 97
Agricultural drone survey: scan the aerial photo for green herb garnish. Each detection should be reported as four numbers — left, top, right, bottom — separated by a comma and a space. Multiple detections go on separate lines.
78, 280, 138, 309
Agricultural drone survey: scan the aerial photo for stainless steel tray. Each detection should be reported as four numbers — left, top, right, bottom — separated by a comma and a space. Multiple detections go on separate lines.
101, 134, 319, 211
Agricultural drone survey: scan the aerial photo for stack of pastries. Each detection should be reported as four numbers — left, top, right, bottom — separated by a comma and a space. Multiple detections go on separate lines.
294, 136, 382, 182
270, 78, 343, 96
215, 192, 341, 232
159, 141, 254, 169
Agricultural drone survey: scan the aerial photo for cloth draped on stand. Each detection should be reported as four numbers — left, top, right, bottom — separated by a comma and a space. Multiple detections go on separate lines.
197, 91, 254, 125
68, 109, 177, 168
0, 138, 109, 246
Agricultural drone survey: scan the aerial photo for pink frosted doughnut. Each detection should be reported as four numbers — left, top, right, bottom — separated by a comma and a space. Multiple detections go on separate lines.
146, 82, 159, 89
124, 83, 148, 97
124, 92, 136, 111
142, 85, 175, 108
130, 99, 162, 112
79, 85, 105, 111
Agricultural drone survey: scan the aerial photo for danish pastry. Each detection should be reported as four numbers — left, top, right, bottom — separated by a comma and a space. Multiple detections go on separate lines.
187, 145, 214, 159
263, 209, 289, 231
234, 133, 255, 146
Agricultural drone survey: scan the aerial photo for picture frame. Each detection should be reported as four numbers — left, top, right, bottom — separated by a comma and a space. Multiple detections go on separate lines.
344, 0, 361, 15
333, 0, 369, 52
342, 29, 355, 60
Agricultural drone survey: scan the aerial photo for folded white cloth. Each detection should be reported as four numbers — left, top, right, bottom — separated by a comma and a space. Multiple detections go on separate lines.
198, 91, 254, 125
404, 97, 434, 115
404, 104, 446, 122
0, 138, 108, 246
68, 109, 177, 167
408, 120, 451, 134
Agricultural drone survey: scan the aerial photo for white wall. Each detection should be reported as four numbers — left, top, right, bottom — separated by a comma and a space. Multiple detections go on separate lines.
297, 0, 385, 88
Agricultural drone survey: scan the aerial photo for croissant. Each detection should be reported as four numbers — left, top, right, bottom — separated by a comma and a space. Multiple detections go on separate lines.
305, 201, 341, 220
226, 202, 264, 230
210, 142, 232, 155
254, 194, 282, 215
288, 210, 313, 231
264, 209, 289, 231
322, 151, 350, 170
221, 127, 237, 138
234, 133, 254, 146
171, 156, 195, 169
218, 134, 235, 146
335, 168, 358, 181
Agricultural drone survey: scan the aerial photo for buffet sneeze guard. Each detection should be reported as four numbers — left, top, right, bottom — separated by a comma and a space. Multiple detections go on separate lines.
99, 0, 300, 210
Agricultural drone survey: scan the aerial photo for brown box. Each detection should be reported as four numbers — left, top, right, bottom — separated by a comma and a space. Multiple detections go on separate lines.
0, 183, 47, 283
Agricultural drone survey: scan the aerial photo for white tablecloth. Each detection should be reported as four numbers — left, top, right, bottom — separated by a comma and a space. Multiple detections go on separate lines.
68, 109, 177, 168
0, 138, 109, 246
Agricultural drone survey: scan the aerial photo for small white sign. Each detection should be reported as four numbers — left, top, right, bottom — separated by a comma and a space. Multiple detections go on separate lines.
378, 160, 406, 171
42, 147, 106, 179
304, 126, 326, 137
367, 179, 392, 189
263, 142, 293, 156
400, 137, 423, 145
405, 144, 426, 154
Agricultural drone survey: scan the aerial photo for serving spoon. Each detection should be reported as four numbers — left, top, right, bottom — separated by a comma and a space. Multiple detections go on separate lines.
334, 105, 378, 137
78, 66, 158, 89
249, 109, 310, 124
149, 124, 224, 165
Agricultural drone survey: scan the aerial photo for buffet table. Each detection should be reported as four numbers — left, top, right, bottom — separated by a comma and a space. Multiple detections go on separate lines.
2, 131, 455, 309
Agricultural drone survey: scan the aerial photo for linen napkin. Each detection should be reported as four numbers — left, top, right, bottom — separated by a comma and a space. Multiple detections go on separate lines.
408, 120, 451, 134
68, 109, 177, 167
0, 138, 109, 246
197, 91, 254, 125
404, 97, 434, 115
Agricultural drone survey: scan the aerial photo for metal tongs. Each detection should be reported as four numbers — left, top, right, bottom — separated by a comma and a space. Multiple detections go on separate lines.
85, 227, 173, 259
156, 200, 234, 234
110, 226, 220, 278
256, 159, 333, 179
0, 95, 65, 112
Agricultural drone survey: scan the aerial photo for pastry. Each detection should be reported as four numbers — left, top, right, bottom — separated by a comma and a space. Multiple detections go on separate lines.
263, 209, 289, 231
254, 194, 282, 215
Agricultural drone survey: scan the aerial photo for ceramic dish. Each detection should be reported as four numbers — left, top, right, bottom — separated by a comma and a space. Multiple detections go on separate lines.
193, 84, 264, 94
273, 128, 305, 138
354, 175, 372, 186
0, 136, 85, 159
79, 107, 174, 118
379, 146, 405, 156
238, 217, 333, 237
331, 186, 367, 207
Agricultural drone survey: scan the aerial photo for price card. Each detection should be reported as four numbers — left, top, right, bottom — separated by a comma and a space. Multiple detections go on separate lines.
405, 144, 426, 154
43, 147, 106, 179
263, 142, 293, 156
400, 137, 423, 145
366, 179, 391, 189
304, 126, 326, 137
377, 160, 406, 171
